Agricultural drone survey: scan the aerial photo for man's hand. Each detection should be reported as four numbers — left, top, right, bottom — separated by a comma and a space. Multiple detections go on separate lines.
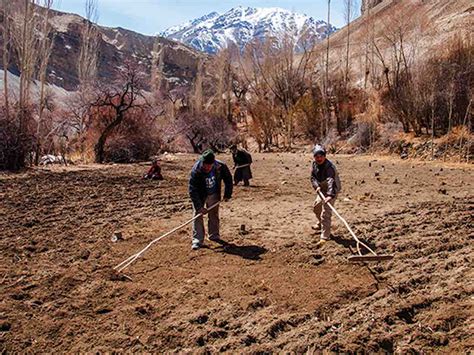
316, 187, 321, 193
324, 196, 333, 203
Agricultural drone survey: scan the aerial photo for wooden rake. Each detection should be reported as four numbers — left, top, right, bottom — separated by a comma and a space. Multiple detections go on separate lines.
114, 202, 220, 273
317, 191, 393, 262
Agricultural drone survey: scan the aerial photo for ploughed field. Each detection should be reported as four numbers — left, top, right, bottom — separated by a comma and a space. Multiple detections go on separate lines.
1, 153, 472, 352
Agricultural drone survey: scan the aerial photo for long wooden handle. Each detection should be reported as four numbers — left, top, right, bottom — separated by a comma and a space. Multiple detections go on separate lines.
316, 190, 377, 256
114, 202, 220, 272
234, 164, 251, 170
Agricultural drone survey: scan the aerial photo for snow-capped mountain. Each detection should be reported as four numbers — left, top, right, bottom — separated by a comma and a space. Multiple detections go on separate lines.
162, 6, 337, 54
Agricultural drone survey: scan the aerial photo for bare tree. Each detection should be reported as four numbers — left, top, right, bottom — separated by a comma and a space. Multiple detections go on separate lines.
151, 37, 165, 95
325, 0, 331, 94
458, 98, 472, 162
372, 10, 419, 134
90, 64, 145, 163
162, 85, 189, 120
71, 0, 99, 160
242, 37, 313, 149
443, 74, 455, 161
174, 108, 236, 153
1, 0, 12, 118
35, 0, 55, 165
212, 48, 233, 122
361, 4, 377, 90
78, 0, 99, 89
3, 0, 41, 169
343, 0, 358, 87
191, 58, 204, 115
12, 0, 39, 115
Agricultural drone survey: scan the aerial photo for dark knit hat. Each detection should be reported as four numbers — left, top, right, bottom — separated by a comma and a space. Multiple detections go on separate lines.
313, 144, 326, 156
200, 149, 215, 164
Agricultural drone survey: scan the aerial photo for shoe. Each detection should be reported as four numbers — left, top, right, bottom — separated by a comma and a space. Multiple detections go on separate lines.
209, 235, 221, 242
311, 224, 322, 231
315, 239, 328, 248
191, 243, 201, 250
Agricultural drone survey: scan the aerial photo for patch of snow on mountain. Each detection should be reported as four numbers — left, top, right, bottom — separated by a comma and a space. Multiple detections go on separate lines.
50, 14, 82, 33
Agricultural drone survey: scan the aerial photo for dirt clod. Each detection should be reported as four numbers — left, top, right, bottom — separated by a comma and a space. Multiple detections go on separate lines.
0, 321, 12, 332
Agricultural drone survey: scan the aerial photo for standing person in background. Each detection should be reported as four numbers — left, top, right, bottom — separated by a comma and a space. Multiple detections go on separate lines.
189, 149, 233, 250
230, 145, 253, 186
311, 144, 342, 245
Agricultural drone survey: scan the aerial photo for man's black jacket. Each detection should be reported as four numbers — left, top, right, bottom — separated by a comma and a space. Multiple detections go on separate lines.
189, 159, 233, 210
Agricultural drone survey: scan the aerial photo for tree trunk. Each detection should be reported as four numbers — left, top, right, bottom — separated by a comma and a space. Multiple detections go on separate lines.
187, 133, 202, 154
431, 106, 435, 160
94, 133, 107, 164
325, 0, 331, 93
2, 0, 10, 120
94, 112, 124, 163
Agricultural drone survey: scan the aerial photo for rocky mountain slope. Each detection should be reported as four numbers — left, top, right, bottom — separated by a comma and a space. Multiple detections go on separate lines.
163, 6, 337, 54
311, 0, 473, 85
361, 0, 384, 14
0, 5, 204, 92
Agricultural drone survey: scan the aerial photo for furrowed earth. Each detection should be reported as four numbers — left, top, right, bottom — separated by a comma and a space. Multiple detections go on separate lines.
1, 153, 473, 353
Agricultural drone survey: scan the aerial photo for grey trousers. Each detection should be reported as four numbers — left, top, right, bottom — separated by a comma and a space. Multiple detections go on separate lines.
192, 193, 220, 245
313, 184, 337, 241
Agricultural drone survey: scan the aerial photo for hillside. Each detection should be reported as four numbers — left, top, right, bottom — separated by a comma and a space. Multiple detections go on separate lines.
313, 0, 473, 84
0, 5, 204, 91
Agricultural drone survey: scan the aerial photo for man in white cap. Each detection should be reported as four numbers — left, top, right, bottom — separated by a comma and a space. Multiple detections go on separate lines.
311, 144, 341, 245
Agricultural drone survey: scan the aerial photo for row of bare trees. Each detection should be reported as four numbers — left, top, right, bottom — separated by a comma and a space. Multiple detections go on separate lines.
231, 0, 471, 158
1, 0, 57, 170
0, 0, 162, 167
238, 38, 316, 151
1, 0, 471, 168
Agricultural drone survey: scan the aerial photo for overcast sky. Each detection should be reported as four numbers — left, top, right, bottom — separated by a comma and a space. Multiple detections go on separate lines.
53, 0, 360, 35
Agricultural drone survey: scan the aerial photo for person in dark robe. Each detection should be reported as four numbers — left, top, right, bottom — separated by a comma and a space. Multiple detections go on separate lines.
230, 145, 253, 186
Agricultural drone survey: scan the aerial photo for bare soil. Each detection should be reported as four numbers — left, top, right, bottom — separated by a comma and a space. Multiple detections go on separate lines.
1, 153, 473, 353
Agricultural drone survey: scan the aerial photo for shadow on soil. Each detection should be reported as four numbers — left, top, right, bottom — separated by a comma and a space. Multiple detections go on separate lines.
214, 240, 267, 260
331, 234, 377, 255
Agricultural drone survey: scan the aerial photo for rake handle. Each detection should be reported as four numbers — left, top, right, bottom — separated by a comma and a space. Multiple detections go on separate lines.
114, 201, 221, 273
234, 163, 251, 170
317, 190, 377, 256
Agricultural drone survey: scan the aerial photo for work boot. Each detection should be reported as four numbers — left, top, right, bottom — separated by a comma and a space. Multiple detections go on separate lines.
209, 235, 221, 242
315, 239, 327, 248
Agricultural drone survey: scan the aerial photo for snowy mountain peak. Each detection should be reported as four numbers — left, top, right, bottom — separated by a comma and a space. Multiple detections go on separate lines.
162, 7, 337, 54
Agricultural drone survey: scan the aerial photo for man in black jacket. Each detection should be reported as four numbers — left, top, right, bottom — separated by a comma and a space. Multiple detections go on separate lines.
311, 145, 341, 244
189, 149, 233, 250
230, 145, 253, 186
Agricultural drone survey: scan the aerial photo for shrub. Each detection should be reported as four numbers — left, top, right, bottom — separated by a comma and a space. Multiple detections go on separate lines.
0, 107, 35, 171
